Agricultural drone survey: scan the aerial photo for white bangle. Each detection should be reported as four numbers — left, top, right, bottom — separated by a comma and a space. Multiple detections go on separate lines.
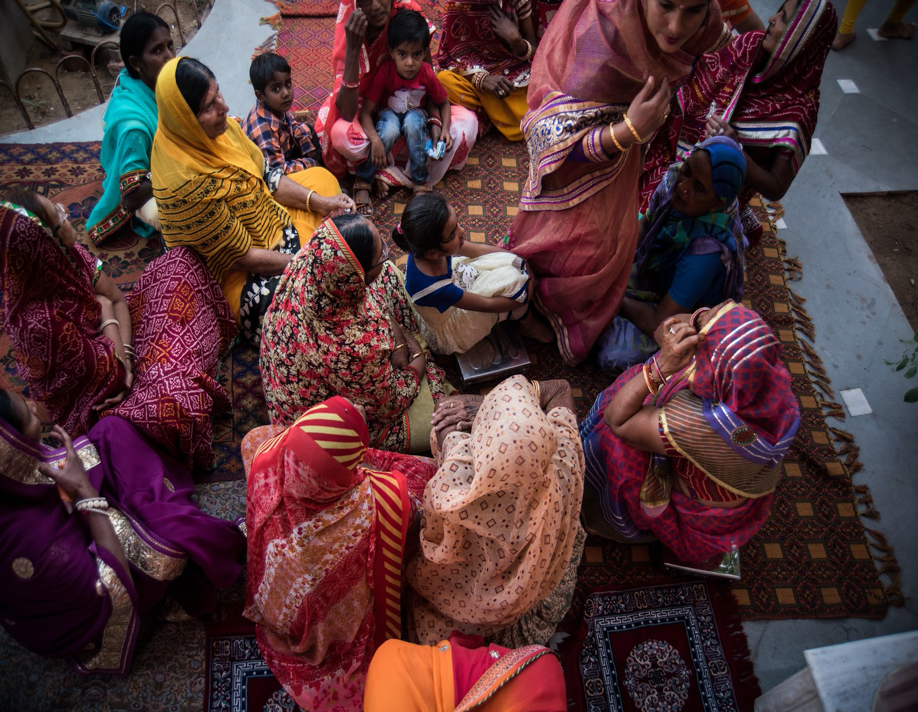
75, 497, 109, 512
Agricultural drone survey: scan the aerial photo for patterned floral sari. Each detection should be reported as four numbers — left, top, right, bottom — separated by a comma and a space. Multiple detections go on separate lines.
506, 0, 730, 364
408, 375, 585, 647
580, 302, 801, 562
244, 397, 437, 712
0, 414, 244, 675
639, 0, 837, 211
259, 219, 448, 453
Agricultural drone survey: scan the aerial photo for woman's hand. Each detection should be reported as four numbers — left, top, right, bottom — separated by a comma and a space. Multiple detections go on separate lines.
344, 8, 368, 54
705, 115, 737, 142
37, 425, 98, 502
481, 73, 513, 98
488, 5, 522, 49
625, 76, 672, 141
312, 192, 356, 218
431, 394, 485, 435
92, 368, 132, 412
655, 317, 704, 378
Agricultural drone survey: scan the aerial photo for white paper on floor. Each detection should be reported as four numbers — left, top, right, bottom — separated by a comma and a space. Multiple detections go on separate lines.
866, 28, 888, 41
840, 388, 873, 417
838, 79, 860, 94
810, 138, 827, 155
775, 217, 787, 230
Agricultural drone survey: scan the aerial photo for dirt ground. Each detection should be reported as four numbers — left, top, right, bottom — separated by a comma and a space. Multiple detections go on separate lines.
843, 191, 918, 329
1, 0, 207, 134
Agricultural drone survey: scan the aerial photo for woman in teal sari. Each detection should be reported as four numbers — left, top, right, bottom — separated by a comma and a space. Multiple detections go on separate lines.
86, 13, 175, 245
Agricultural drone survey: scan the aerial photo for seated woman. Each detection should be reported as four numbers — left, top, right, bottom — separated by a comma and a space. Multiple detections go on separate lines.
580, 301, 800, 563
151, 57, 354, 344
365, 633, 567, 712
0, 192, 236, 471
640, 0, 837, 242
435, 1, 538, 142
0, 389, 245, 675
597, 136, 746, 373
408, 376, 585, 648
314, 0, 478, 210
86, 12, 174, 245
243, 396, 437, 712
260, 214, 449, 454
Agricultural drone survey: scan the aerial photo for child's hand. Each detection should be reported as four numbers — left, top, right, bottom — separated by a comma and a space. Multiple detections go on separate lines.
441, 131, 453, 153
370, 137, 388, 170
429, 124, 441, 144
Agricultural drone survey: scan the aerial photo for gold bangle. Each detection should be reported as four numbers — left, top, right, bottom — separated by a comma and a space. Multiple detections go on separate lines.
608, 123, 628, 153
408, 351, 424, 362
623, 113, 644, 144
305, 189, 315, 213
392, 342, 407, 352
531, 379, 541, 404
99, 318, 120, 333
642, 363, 658, 394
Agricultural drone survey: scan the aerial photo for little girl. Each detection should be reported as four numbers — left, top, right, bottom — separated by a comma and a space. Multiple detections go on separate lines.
393, 191, 553, 355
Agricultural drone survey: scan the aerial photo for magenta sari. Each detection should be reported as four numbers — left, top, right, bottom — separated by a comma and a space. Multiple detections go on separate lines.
0, 415, 245, 675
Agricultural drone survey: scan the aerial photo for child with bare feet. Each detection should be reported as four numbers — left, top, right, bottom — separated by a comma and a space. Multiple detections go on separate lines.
355, 10, 451, 216
393, 191, 555, 355
832, 0, 915, 50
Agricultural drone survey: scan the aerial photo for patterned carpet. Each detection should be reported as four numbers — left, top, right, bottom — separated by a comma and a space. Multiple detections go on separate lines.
0, 11, 900, 705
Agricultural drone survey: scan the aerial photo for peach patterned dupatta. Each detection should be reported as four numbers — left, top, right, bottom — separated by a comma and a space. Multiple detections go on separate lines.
408, 375, 584, 644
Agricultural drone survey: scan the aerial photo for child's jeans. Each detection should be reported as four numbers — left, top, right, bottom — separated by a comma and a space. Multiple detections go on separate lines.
356, 108, 429, 185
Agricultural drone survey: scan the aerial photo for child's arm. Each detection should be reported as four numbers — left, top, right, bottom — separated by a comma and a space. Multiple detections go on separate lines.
458, 242, 505, 258
359, 98, 388, 170
436, 99, 452, 152
454, 292, 523, 314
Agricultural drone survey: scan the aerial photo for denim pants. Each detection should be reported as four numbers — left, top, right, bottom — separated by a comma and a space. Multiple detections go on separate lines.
356, 107, 429, 185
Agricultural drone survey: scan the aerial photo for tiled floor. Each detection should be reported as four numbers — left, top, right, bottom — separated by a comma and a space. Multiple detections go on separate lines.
1, 0, 916, 699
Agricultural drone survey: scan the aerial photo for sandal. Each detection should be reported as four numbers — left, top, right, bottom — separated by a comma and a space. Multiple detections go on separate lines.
413, 184, 434, 193
354, 180, 374, 216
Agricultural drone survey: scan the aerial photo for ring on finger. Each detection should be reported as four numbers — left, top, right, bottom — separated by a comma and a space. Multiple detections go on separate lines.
668, 326, 676, 334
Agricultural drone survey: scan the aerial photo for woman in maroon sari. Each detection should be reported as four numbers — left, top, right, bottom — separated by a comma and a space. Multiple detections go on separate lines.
0, 191, 235, 470
0, 388, 244, 675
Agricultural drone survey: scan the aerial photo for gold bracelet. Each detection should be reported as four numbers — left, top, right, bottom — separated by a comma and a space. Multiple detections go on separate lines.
305, 189, 315, 213
408, 351, 424, 362
608, 123, 628, 153
531, 379, 541, 404
623, 113, 644, 144
392, 342, 407, 352
99, 318, 120, 333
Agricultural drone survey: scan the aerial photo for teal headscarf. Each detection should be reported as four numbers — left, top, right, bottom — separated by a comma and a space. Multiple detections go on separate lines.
86, 69, 159, 245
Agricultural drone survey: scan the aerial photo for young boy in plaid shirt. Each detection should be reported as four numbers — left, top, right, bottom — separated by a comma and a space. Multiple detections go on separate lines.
242, 53, 322, 174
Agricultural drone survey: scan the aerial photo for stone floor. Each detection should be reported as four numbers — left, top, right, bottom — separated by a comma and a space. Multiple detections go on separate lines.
1, 0, 916, 701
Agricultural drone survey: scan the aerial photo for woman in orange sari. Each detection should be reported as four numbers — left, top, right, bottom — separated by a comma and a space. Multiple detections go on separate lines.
506, 0, 729, 364
365, 631, 567, 712
243, 396, 437, 712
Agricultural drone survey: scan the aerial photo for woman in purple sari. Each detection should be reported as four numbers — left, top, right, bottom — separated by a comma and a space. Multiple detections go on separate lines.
0, 388, 245, 675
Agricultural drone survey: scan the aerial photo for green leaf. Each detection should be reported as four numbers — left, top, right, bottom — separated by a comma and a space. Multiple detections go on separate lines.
906, 366, 918, 379
905, 386, 918, 403
896, 357, 909, 371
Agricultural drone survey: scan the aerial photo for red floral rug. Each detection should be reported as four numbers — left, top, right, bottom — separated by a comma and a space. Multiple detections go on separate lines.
558, 580, 761, 712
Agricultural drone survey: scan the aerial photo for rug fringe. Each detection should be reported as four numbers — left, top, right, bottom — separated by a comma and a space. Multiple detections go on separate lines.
252, 33, 278, 60
769, 200, 902, 609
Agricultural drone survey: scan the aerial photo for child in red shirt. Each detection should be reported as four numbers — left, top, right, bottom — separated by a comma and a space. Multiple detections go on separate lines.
357, 10, 451, 210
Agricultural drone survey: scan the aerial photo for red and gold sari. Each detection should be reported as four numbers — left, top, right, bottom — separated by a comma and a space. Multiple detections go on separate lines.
244, 397, 437, 712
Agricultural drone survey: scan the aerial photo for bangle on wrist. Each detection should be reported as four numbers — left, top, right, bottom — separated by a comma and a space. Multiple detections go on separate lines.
651, 356, 668, 385
75, 496, 109, 513
623, 113, 645, 144
408, 351, 424, 362
608, 123, 628, 153
690, 306, 711, 330
81, 507, 111, 518
305, 189, 315, 213
99, 318, 120, 333
341, 79, 359, 90
642, 363, 659, 395
392, 342, 407, 353
427, 115, 442, 128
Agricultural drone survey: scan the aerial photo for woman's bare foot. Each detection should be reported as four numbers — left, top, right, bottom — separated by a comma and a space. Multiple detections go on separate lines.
354, 181, 373, 216
519, 312, 555, 343
832, 30, 856, 50
878, 21, 916, 39
373, 179, 389, 200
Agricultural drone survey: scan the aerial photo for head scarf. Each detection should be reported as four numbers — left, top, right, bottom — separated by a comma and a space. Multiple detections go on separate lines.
245, 396, 409, 711
640, 0, 836, 208
408, 375, 585, 644
150, 57, 290, 284
314, 0, 431, 177
0, 205, 124, 435
635, 136, 747, 301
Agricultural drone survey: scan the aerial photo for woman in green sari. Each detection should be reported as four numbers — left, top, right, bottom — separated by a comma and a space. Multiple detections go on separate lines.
86, 13, 175, 245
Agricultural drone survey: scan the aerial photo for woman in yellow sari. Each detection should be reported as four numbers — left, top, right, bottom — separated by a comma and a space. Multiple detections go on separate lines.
151, 57, 355, 343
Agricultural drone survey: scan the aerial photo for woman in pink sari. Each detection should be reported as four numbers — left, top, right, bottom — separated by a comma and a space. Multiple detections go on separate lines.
314, 0, 478, 209
506, 0, 730, 365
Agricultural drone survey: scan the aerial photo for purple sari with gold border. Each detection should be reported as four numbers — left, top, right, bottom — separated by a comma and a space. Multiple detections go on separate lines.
0, 415, 245, 675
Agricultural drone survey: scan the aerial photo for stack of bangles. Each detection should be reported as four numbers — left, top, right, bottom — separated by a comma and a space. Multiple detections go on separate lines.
341, 79, 359, 90
427, 115, 442, 129
99, 318, 119, 334
607, 112, 646, 154
690, 306, 711, 330
75, 496, 110, 518
472, 72, 488, 92
515, 39, 534, 62
123, 343, 135, 361
642, 356, 668, 395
